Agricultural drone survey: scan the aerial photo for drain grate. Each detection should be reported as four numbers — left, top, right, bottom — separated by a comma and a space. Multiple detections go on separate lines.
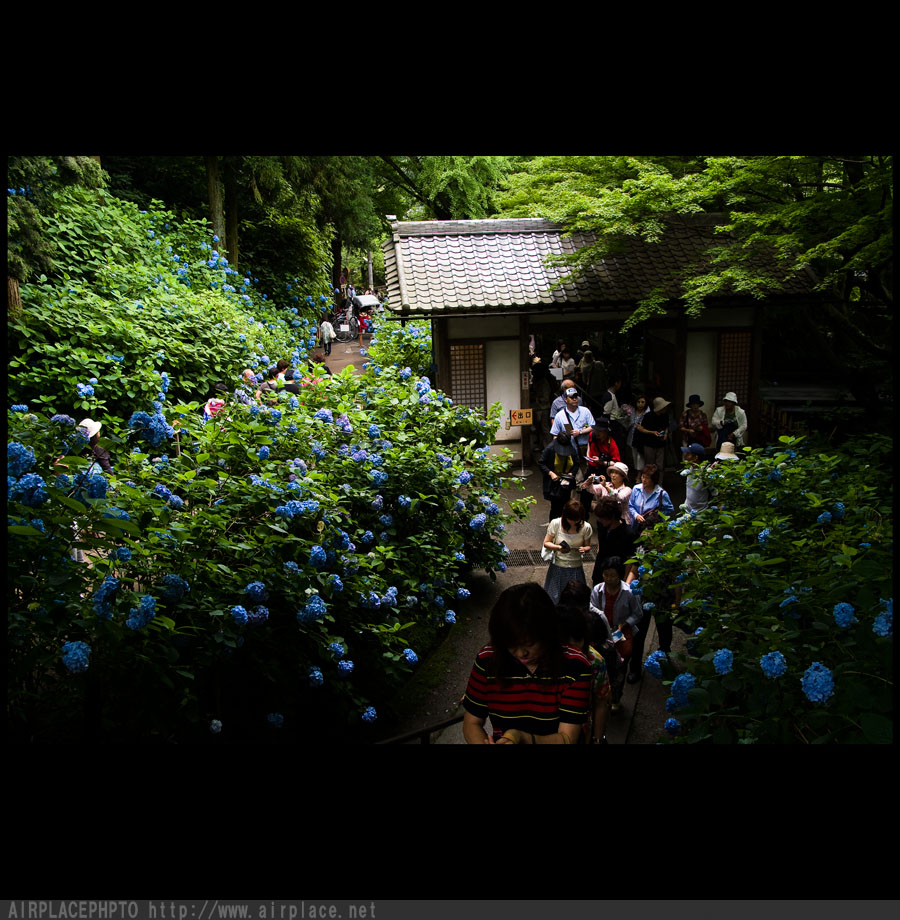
505, 549, 597, 567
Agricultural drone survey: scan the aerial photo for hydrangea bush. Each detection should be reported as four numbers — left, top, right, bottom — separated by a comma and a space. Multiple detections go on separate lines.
364, 317, 433, 379
8, 183, 331, 421
8, 362, 526, 741
8, 178, 531, 743
638, 435, 892, 744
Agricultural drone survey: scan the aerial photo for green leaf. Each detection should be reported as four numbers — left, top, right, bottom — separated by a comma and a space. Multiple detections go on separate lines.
860, 712, 893, 744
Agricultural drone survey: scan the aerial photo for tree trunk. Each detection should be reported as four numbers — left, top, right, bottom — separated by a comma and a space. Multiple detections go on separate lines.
367, 250, 374, 290
205, 156, 226, 249
8, 277, 22, 317
331, 234, 343, 292
224, 157, 239, 267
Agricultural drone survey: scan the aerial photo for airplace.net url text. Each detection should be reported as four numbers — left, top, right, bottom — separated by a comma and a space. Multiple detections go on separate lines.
7, 904, 378, 920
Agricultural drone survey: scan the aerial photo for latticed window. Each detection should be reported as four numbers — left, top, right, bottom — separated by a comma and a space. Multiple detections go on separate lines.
716, 331, 752, 405
449, 343, 486, 413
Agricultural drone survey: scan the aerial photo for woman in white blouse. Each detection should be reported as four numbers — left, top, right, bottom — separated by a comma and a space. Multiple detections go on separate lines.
593, 461, 633, 526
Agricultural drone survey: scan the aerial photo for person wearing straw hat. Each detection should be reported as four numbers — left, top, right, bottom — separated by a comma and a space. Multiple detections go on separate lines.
713, 441, 740, 464
593, 461, 633, 527
77, 418, 113, 473
711, 391, 748, 451
634, 396, 671, 474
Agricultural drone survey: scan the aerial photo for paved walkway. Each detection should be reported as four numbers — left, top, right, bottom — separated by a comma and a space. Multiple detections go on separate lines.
382, 462, 688, 745
315, 340, 686, 743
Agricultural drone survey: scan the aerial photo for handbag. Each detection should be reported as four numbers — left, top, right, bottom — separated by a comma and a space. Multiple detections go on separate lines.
541, 521, 558, 563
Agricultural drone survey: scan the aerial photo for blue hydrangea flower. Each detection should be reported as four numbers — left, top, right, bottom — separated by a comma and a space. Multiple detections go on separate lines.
713, 648, 733, 675
329, 574, 344, 592
313, 408, 333, 423
230, 605, 249, 625
832, 602, 858, 628
671, 672, 696, 708
161, 574, 190, 603
368, 424, 381, 438
758, 528, 771, 544
361, 706, 377, 722
50, 414, 76, 427
61, 640, 91, 673
402, 648, 419, 665
457, 587, 471, 600
267, 713, 284, 728
114, 547, 131, 562
665, 697, 678, 714
299, 593, 327, 622
832, 502, 845, 520
444, 610, 456, 624
470, 513, 487, 530
398, 495, 411, 509
308, 667, 324, 687
644, 650, 667, 679
126, 595, 157, 630
9, 472, 49, 507
801, 661, 835, 703
360, 530, 374, 544
244, 581, 268, 602
817, 511, 832, 525
309, 545, 327, 569
209, 719, 223, 734
664, 718, 681, 737
337, 659, 355, 675
458, 471, 473, 485
247, 605, 269, 626
92, 574, 120, 618
328, 642, 345, 660
258, 446, 270, 460
873, 598, 892, 637
283, 561, 300, 574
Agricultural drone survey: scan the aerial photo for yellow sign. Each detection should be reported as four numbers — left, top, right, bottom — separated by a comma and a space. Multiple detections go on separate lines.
510, 409, 533, 426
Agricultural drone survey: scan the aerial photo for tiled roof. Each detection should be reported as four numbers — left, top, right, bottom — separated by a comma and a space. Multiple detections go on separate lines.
382, 216, 815, 316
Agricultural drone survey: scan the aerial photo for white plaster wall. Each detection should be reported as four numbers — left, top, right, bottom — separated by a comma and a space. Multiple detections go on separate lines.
486, 339, 522, 443
684, 331, 717, 413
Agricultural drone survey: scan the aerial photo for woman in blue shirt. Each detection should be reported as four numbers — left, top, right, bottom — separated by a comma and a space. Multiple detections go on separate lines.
628, 463, 674, 535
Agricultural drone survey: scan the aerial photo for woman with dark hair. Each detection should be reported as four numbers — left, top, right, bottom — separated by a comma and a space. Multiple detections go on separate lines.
542, 499, 593, 604
634, 396, 671, 474
538, 431, 579, 522
628, 463, 674, 536
462, 583, 593, 744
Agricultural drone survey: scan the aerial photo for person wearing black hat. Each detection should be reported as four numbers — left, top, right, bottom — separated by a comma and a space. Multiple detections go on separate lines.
678, 395, 711, 449
538, 431, 579, 522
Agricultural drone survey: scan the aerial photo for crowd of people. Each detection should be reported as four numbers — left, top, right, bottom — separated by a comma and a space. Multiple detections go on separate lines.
464, 338, 751, 743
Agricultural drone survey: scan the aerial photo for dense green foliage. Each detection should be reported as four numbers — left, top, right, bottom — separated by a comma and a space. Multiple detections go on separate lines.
364, 317, 434, 379
637, 435, 893, 744
499, 155, 893, 407
7, 171, 528, 743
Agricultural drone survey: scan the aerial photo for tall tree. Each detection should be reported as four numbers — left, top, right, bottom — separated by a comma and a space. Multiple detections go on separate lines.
7, 155, 104, 314
204, 155, 227, 252
499, 155, 893, 407
375, 155, 516, 220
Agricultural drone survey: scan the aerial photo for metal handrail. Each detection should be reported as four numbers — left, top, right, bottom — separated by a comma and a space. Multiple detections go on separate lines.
375, 712, 464, 745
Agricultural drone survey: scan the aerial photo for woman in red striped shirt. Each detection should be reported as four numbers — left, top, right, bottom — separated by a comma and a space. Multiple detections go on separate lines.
462, 582, 593, 744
